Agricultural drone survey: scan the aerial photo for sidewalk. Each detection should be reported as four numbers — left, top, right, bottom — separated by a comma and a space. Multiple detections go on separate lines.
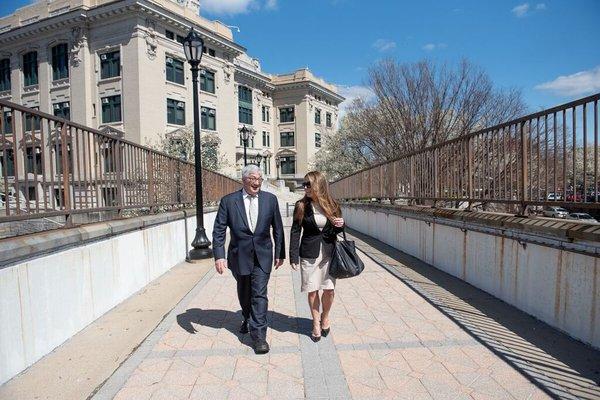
91, 220, 581, 400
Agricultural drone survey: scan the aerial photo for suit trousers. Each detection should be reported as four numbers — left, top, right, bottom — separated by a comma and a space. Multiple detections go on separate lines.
233, 257, 270, 341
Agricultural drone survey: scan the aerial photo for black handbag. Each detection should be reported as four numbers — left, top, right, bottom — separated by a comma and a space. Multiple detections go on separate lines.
329, 230, 365, 279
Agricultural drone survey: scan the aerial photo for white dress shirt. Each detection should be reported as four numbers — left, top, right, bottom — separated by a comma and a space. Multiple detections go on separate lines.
242, 189, 259, 231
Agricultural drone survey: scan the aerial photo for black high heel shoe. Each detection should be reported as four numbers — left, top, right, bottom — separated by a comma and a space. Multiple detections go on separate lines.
311, 321, 322, 342
321, 318, 331, 337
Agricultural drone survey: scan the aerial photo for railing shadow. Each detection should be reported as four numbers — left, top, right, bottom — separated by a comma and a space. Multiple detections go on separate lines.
345, 227, 600, 400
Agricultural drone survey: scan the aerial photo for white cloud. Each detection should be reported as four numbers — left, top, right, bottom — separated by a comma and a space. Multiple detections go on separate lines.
372, 39, 396, 52
201, 0, 255, 14
422, 43, 447, 51
512, 3, 530, 17
535, 3, 546, 10
335, 85, 376, 118
265, 0, 277, 10
535, 66, 600, 96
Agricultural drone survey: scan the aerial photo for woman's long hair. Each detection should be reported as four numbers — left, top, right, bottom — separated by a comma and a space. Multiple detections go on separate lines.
294, 171, 341, 223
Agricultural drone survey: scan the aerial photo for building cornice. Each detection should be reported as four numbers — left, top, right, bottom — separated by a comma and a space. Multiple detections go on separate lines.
234, 65, 275, 91
274, 81, 345, 105
0, 11, 87, 45
0, 0, 246, 59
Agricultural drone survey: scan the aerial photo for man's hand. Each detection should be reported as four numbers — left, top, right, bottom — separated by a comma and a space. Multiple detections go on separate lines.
215, 258, 227, 274
274, 259, 284, 269
290, 263, 299, 271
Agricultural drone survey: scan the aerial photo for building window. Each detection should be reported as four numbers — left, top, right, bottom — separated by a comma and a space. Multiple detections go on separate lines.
262, 131, 270, 147
201, 107, 216, 130
100, 51, 120, 80
102, 187, 118, 207
262, 106, 270, 122
279, 107, 294, 123
165, 30, 174, 40
23, 51, 38, 86
315, 109, 321, 124
0, 149, 15, 176
103, 145, 116, 173
53, 102, 70, 120
101, 95, 122, 123
326, 112, 332, 127
315, 132, 321, 148
167, 99, 185, 125
25, 107, 40, 131
51, 43, 69, 81
280, 131, 294, 147
238, 86, 253, 125
280, 156, 295, 175
54, 143, 73, 174
0, 58, 10, 91
176, 34, 185, 44
200, 70, 215, 93
166, 57, 184, 85
202, 47, 216, 57
26, 146, 42, 174
2, 111, 12, 134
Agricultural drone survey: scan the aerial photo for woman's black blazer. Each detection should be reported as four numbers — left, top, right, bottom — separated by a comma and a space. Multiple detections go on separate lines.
289, 200, 343, 265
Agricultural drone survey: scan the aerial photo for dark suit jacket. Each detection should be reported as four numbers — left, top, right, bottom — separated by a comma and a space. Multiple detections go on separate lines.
212, 189, 285, 275
289, 200, 343, 265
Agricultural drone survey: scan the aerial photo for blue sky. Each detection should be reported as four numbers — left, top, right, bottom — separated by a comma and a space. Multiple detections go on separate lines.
2, 0, 599, 113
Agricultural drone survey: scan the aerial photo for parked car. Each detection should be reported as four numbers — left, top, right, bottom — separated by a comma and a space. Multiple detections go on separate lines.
586, 192, 600, 202
568, 213, 598, 223
543, 206, 569, 218
547, 193, 564, 201
566, 193, 584, 202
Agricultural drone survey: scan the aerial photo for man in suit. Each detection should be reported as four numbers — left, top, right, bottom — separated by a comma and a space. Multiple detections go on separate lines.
212, 164, 285, 354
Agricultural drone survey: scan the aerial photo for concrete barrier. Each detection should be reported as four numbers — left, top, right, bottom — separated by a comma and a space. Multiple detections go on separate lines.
0, 209, 216, 386
342, 203, 600, 350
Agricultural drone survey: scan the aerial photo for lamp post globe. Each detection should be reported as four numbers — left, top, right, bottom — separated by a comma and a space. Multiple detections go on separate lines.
239, 125, 255, 166
183, 27, 212, 261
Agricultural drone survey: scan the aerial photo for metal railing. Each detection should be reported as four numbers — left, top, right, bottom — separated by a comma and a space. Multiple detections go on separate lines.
0, 100, 240, 223
330, 93, 600, 213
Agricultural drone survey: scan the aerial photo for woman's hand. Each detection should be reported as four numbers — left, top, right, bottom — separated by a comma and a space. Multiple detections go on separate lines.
290, 263, 299, 270
332, 217, 344, 228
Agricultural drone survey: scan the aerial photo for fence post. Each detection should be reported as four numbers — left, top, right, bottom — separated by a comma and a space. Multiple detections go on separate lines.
466, 137, 473, 210
147, 151, 155, 211
115, 140, 124, 211
433, 148, 439, 205
60, 123, 72, 221
520, 121, 529, 215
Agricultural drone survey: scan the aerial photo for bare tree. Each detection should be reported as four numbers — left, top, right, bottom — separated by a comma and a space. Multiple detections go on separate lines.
317, 58, 527, 180
147, 125, 229, 172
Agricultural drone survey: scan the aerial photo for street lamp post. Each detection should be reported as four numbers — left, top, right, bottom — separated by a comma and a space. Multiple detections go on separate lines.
183, 27, 212, 261
239, 125, 255, 166
275, 154, 281, 180
255, 152, 263, 167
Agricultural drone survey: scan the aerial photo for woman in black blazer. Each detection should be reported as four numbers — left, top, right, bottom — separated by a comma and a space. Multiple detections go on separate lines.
290, 171, 344, 341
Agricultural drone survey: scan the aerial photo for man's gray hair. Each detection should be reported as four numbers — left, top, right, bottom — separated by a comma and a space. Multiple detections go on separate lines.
242, 164, 263, 179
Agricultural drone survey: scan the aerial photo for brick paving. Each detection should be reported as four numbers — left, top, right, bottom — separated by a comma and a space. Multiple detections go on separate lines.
93, 217, 599, 400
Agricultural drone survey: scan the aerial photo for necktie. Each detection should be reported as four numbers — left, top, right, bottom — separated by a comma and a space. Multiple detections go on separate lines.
249, 195, 258, 232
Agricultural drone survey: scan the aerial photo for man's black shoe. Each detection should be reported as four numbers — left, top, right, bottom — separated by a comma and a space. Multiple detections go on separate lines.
253, 339, 270, 354
239, 319, 249, 334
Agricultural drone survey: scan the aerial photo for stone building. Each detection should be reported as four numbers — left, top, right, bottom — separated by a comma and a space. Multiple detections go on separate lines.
0, 0, 344, 184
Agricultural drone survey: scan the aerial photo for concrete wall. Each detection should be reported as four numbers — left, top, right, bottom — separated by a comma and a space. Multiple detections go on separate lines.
0, 210, 216, 386
342, 205, 600, 350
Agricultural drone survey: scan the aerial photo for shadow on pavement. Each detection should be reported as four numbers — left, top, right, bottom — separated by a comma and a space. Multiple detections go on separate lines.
346, 227, 600, 400
176, 308, 312, 343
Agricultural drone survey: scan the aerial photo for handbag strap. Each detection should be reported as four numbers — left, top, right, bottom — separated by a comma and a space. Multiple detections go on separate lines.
337, 228, 347, 242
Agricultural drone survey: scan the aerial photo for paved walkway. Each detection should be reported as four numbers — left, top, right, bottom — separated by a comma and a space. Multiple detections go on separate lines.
92, 219, 600, 400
